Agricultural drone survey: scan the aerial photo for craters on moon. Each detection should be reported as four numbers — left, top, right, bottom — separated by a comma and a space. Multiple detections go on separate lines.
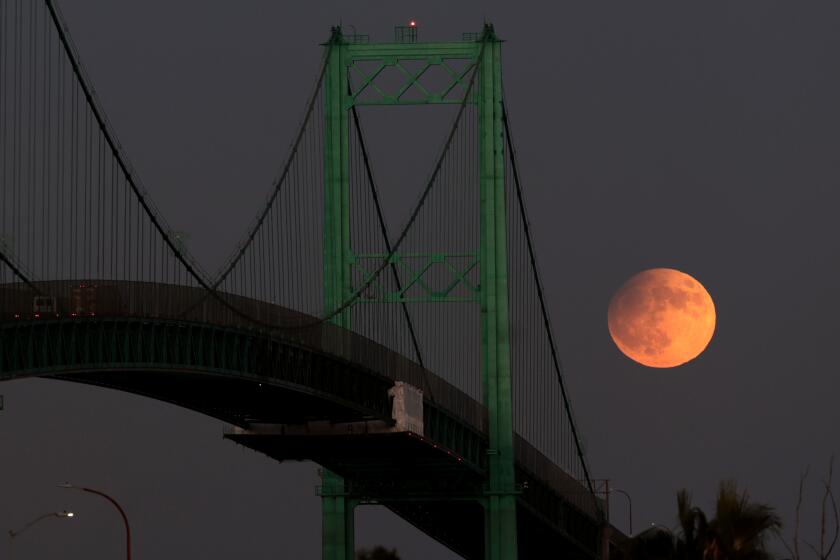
608, 268, 716, 368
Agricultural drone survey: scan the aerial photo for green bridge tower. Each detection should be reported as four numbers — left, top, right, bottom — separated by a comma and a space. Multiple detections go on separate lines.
321, 23, 517, 560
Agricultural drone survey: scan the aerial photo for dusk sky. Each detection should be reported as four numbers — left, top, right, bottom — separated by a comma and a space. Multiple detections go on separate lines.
2, 1, 840, 558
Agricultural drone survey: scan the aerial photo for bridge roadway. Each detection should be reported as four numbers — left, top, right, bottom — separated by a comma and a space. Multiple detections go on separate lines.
0, 280, 612, 559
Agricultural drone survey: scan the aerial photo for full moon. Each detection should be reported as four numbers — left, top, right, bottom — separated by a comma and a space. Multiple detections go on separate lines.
608, 268, 716, 368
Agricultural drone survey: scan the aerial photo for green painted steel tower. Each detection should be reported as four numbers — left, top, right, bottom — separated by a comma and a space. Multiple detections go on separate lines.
321, 23, 517, 560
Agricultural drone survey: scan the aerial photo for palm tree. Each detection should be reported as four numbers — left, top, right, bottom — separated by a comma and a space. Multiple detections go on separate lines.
618, 481, 781, 560
675, 489, 709, 560
701, 480, 781, 560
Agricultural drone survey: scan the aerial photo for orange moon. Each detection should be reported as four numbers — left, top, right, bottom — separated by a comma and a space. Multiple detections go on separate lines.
608, 268, 716, 368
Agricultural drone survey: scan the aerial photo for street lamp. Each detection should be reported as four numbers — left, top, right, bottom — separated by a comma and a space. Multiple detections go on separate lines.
8, 510, 74, 559
58, 483, 131, 560
611, 488, 633, 535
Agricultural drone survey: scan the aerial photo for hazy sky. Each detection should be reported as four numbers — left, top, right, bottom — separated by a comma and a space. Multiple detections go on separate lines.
2, 1, 840, 558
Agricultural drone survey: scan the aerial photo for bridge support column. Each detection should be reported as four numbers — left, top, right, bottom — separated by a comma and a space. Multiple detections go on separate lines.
321, 26, 355, 560
479, 26, 519, 560
321, 469, 356, 560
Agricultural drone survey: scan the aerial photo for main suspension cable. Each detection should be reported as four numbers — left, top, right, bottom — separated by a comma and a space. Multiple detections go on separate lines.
350, 102, 434, 401
44, 0, 210, 286
184, 33, 485, 333
209, 40, 335, 290
501, 100, 603, 520
0, 251, 41, 294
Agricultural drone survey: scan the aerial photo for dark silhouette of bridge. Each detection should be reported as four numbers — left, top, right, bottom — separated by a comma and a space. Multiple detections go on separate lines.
0, 2, 621, 558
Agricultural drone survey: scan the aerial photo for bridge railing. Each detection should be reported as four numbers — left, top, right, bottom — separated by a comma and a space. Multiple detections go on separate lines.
0, 280, 488, 428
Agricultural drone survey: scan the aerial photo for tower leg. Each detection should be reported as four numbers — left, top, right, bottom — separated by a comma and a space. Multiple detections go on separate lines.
322, 469, 355, 560
485, 495, 518, 560
479, 26, 519, 560
321, 28, 354, 560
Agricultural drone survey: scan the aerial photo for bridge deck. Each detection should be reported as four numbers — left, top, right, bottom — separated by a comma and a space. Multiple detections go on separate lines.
1, 280, 608, 558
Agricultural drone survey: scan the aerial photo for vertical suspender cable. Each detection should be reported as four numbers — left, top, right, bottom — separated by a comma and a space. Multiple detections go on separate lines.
502, 101, 603, 520
42, 0, 209, 291
349, 104, 431, 395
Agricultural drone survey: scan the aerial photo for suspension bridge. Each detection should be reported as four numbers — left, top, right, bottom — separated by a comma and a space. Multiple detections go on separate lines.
0, 2, 623, 558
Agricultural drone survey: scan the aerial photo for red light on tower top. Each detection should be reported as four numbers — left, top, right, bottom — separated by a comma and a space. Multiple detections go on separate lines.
395, 21, 418, 42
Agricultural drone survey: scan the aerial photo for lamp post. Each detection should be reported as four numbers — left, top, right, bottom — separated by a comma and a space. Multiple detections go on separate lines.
59, 483, 130, 560
611, 488, 633, 535
8, 510, 74, 559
